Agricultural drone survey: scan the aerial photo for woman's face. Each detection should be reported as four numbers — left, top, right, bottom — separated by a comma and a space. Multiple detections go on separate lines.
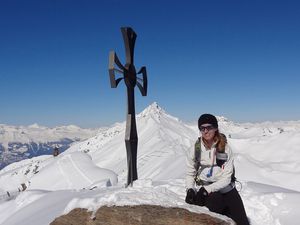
199, 123, 217, 141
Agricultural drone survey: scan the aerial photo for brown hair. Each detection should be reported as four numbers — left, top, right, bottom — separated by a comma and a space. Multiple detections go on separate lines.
214, 131, 227, 153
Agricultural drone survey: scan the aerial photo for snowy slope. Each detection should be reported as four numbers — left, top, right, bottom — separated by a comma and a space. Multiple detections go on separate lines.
1, 102, 300, 225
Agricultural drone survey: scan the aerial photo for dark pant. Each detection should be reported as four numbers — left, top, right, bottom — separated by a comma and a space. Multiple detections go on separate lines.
203, 188, 249, 225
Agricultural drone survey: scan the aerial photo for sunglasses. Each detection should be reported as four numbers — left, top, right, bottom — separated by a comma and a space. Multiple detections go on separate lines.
199, 125, 216, 132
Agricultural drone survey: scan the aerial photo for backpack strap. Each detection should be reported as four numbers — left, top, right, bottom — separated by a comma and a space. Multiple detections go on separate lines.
194, 138, 212, 185
194, 138, 201, 171
193, 138, 201, 185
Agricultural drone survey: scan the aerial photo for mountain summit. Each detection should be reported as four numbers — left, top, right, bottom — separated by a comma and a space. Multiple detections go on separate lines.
138, 102, 166, 119
137, 102, 180, 124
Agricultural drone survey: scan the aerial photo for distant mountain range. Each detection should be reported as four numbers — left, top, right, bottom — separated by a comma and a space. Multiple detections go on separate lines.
0, 124, 98, 169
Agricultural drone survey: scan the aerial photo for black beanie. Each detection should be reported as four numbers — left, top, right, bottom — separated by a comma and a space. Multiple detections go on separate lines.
198, 114, 218, 129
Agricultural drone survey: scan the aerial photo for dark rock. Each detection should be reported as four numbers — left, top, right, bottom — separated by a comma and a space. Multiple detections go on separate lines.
50, 205, 233, 225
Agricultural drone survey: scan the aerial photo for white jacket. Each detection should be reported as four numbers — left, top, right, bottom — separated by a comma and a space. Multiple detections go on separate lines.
185, 137, 234, 193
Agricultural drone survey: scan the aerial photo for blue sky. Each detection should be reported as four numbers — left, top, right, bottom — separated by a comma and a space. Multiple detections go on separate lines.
0, 0, 300, 127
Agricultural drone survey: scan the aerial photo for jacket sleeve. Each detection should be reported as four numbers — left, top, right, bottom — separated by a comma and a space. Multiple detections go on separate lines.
204, 144, 234, 193
185, 145, 197, 190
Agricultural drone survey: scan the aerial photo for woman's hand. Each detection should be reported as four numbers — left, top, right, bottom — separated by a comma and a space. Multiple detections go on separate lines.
196, 187, 209, 206
185, 188, 196, 204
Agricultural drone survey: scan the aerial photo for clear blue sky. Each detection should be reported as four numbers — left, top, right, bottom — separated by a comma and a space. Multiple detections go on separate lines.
1, 0, 300, 127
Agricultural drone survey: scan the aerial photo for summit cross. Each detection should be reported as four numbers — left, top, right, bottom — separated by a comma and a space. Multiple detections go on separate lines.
108, 27, 147, 187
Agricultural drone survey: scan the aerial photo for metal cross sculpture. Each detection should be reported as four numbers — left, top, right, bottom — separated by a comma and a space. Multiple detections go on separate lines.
109, 27, 147, 187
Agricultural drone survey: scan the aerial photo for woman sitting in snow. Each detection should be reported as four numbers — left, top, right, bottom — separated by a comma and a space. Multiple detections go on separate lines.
185, 114, 249, 225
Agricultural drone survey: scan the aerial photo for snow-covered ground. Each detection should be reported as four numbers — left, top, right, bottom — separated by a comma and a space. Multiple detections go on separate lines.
0, 102, 300, 225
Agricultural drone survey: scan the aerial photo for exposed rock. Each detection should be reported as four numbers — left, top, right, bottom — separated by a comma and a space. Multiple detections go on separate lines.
50, 205, 233, 225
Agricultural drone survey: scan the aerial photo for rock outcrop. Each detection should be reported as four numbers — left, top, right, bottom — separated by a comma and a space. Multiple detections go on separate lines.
50, 205, 233, 225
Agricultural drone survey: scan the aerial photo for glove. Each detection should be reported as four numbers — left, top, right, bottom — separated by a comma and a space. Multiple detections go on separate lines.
196, 187, 209, 206
185, 188, 196, 204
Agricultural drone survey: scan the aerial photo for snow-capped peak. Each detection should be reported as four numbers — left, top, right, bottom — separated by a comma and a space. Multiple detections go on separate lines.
137, 102, 173, 121
28, 123, 42, 129
138, 102, 165, 117
216, 116, 230, 123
